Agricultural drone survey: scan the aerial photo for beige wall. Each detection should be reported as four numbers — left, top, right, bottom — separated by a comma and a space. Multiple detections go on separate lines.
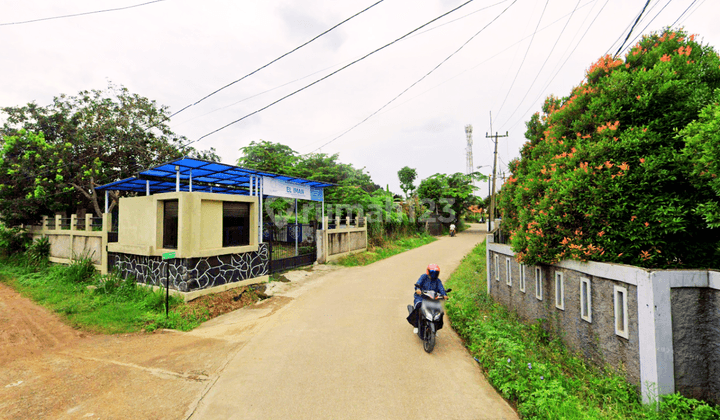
109, 192, 258, 258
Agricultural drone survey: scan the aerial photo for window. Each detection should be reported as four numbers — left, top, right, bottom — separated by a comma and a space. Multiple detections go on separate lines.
614, 285, 629, 339
555, 272, 564, 310
520, 264, 526, 293
580, 277, 592, 323
494, 255, 499, 281
163, 200, 178, 249
535, 267, 543, 300
505, 257, 512, 286
223, 202, 250, 247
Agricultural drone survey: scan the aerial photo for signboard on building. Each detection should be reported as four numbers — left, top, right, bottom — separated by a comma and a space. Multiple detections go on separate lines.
263, 177, 323, 202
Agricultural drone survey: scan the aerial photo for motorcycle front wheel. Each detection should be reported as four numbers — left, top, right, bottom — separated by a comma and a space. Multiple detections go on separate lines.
423, 324, 436, 353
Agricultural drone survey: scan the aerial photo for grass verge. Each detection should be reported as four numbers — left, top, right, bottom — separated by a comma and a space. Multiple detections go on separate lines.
445, 240, 719, 420
332, 232, 437, 267
0, 255, 260, 334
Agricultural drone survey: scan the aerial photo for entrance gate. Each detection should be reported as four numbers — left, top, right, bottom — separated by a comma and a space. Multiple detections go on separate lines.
265, 222, 317, 274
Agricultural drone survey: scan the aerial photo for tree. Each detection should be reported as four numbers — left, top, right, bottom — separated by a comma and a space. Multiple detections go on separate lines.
417, 172, 480, 223
680, 100, 720, 228
397, 166, 417, 198
0, 82, 218, 222
0, 130, 72, 225
237, 140, 298, 174
498, 28, 720, 269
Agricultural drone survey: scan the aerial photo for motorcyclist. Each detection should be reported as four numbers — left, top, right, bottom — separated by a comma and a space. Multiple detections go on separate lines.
407, 263, 448, 333
449, 223, 456, 236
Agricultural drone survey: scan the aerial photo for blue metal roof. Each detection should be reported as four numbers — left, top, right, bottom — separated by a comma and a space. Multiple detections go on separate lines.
96, 157, 334, 196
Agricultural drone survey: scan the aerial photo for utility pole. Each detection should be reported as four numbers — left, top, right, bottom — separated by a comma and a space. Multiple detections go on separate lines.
486, 111, 508, 230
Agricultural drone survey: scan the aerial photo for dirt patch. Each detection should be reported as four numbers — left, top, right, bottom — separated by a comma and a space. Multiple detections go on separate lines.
183, 285, 264, 319
0, 281, 248, 420
0, 282, 85, 366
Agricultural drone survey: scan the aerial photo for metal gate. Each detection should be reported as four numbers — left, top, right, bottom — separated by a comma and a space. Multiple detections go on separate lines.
265, 222, 317, 274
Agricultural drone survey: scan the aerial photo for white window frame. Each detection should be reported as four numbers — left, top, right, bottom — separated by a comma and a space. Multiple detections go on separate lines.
494, 254, 499, 281
520, 264, 526, 293
580, 277, 592, 323
534, 266, 543, 301
555, 272, 565, 310
614, 285, 629, 339
505, 257, 512, 286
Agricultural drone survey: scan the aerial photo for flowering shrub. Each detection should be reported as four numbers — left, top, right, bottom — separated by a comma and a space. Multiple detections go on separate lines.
499, 28, 720, 268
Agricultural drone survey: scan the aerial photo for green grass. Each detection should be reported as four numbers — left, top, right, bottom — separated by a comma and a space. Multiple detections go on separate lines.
445, 240, 720, 420
0, 255, 205, 334
332, 232, 437, 267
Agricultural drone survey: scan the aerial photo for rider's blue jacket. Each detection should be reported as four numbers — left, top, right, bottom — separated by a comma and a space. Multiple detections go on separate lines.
413, 273, 447, 306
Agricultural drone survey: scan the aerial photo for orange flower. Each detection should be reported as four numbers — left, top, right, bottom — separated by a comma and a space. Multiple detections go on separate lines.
644, 222, 649, 227
598, 231, 605, 237
631, 215, 637, 221
660, 54, 671, 62
636, 95, 641, 100
640, 158, 645, 163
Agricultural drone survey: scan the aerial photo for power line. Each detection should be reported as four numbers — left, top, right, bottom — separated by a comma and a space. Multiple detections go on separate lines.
306, 0, 519, 153
191, 0, 512, 133
300, 0, 596, 151
181, 0, 481, 150
168, 0, 386, 120
613, 0, 652, 58
670, 0, 698, 27
499, 0, 611, 132
618, 0, 674, 57
494, 0, 550, 121
0, 0, 168, 26
497, 0, 583, 130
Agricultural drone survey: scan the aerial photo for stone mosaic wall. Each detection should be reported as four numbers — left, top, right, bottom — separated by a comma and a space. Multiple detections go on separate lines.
108, 243, 269, 292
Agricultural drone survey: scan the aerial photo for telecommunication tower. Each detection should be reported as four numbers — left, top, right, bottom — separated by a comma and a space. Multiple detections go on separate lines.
465, 125, 474, 177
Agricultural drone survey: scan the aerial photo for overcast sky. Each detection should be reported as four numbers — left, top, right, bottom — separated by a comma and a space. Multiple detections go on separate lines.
1, 0, 716, 196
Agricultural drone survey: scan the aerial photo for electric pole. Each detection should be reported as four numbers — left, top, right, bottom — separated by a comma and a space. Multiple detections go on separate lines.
486, 111, 508, 230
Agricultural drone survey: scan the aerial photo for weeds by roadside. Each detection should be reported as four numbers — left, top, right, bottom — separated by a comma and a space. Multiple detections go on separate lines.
332, 232, 436, 267
445, 240, 720, 419
0, 255, 206, 333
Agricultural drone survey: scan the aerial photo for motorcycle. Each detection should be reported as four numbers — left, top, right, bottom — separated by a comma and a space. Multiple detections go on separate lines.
407, 288, 451, 353
450, 229, 456, 237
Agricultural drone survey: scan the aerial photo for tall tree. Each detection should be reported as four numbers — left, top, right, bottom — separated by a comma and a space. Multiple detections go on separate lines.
0, 82, 218, 222
397, 166, 417, 198
237, 140, 298, 174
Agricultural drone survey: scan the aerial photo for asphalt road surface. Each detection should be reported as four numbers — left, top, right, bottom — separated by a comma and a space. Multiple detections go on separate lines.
187, 225, 517, 420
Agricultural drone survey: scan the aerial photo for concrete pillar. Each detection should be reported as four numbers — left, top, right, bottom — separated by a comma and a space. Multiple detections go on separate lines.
55, 215, 62, 231
70, 214, 77, 231
85, 214, 93, 232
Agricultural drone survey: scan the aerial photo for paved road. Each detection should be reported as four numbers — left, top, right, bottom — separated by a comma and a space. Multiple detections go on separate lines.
187, 225, 517, 420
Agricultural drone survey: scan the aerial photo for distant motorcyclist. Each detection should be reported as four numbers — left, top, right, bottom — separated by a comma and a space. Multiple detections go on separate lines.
449, 223, 456, 236
407, 264, 448, 333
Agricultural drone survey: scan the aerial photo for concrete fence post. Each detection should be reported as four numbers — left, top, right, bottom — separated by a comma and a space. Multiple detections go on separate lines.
100, 213, 110, 275
70, 214, 77, 231
55, 215, 62, 231
42, 215, 48, 230
85, 214, 93, 232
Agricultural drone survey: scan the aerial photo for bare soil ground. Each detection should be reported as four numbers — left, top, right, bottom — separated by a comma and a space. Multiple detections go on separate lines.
0, 281, 257, 420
